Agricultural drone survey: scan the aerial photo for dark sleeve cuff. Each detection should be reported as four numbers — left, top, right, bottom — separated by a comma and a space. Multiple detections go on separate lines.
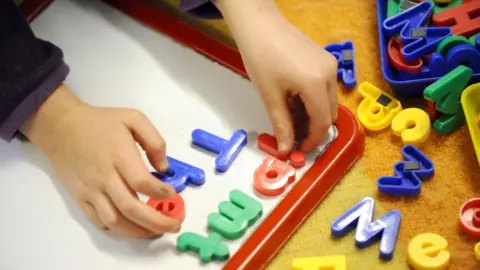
179, 0, 223, 19
0, 61, 69, 142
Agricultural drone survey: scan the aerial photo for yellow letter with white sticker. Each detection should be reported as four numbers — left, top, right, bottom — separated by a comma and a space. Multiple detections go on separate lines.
358, 82, 402, 131
408, 233, 450, 270
391, 108, 431, 146
292, 255, 346, 270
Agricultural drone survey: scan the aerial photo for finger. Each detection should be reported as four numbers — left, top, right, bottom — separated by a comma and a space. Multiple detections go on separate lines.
121, 109, 168, 172
289, 95, 309, 143
80, 201, 108, 230
328, 80, 339, 123
94, 193, 157, 238
115, 136, 176, 200
106, 176, 181, 234
298, 84, 332, 152
259, 87, 295, 155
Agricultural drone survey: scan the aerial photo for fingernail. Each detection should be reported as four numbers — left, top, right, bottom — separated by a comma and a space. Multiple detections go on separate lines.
159, 159, 169, 172
172, 224, 181, 233
278, 141, 289, 153
160, 186, 175, 198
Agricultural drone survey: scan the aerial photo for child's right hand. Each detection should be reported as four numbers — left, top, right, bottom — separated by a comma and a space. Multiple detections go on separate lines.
21, 85, 180, 238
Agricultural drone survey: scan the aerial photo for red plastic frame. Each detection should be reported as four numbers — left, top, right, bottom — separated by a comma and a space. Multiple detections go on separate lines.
19, 0, 54, 22
102, 0, 248, 78
49, 1, 366, 268
224, 104, 364, 270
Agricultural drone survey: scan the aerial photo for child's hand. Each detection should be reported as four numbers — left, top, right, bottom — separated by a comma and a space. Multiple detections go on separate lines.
21, 85, 180, 238
217, 0, 338, 154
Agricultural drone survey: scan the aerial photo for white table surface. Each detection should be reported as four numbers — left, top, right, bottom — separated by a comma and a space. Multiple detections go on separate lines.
0, 1, 337, 269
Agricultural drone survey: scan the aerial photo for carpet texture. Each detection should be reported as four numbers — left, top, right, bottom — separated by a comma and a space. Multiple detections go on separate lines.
155, 0, 480, 269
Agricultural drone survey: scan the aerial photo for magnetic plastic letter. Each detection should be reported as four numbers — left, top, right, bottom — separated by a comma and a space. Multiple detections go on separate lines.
177, 232, 230, 263
461, 83, 480, 166
357, 82, 402, 131
331, 197, 402, 261
429, 0, 463, 14
425, 64, 472, 134
426, 99, 438, 120
325, 41, 357, 89
433, 112, 466, 135
433, 0, 480, 37
408, 233, 450, 270
475, 242, 480, 261
254, 156, 296, 197
436, 35, 472, 56
377, 145, 434, 196
387, 0, 419, 18
384, 1, 434, 41
391, 108, 431, 146
290, 151, 306, 168
424, 65, 473, 115
445, 44, 480, 73
292, 255, 346, 270
257, 133, 306, 168
388, 37, 423, 74
147, 193, 186, 222
472, 34, 480, 49
207, 190, 263, 239
459, 198, 480, 238
428, 52, 447, 78
191, 129, 247, 173
152, 156, 205, 193
383, 1, 452, 61
402, 27, 452, 61
257, 133, 289, 160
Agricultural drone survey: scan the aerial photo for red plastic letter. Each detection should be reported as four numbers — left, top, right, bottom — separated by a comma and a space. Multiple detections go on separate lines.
147, 193, 186, 222
388, 37, 423, 74
257, 133, 289, 160
426, 99, 439, 121
290, 151, 306, 168
433, 1, 480, 37
460, 198, 480, 239
254, 156, 296, 197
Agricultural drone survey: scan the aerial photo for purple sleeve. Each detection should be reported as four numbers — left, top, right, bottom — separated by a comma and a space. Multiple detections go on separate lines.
179, 0, 223, 19
0, 0, 68, 142
0, 62, 69, 141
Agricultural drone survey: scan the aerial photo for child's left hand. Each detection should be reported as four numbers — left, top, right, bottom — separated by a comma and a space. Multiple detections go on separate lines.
217, 0, 339, 154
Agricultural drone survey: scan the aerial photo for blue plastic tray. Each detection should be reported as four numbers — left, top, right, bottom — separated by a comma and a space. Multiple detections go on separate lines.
376, 0, 480, 97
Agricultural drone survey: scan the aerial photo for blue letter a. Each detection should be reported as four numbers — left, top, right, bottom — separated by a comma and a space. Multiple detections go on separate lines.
331, 197, 401, 261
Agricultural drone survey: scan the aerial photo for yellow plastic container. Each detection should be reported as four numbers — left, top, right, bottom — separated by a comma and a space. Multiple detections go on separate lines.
461, 83, 480, 166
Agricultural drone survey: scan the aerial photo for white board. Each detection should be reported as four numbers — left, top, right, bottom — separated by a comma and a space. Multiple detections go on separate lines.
0, 1, 336, 269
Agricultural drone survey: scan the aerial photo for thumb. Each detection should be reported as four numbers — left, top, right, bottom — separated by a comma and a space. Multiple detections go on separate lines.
262, 90, 295, 154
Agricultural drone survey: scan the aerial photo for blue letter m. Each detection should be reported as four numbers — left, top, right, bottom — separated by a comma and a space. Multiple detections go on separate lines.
331, 197, 401, 261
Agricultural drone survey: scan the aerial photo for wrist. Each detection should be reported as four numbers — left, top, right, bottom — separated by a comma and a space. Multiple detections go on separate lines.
21, 84, 85, 149
214, 0, 281, 38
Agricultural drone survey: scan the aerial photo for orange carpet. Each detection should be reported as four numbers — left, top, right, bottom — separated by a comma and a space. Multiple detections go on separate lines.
148, 0, 480, 269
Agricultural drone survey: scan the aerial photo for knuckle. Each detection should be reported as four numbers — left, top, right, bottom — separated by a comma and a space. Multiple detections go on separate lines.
128, 108, 146, 121
121, 202, 137, 216
74, 185, 94, 203
272, 122, 290, 134
328, 64, 338, 77
104, 214, 120, 228
305, 68, 331, 85
149, 138, 166, 152
328, 53, 339, 67
75, 191, 90, 203
131, 178, 152, 192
